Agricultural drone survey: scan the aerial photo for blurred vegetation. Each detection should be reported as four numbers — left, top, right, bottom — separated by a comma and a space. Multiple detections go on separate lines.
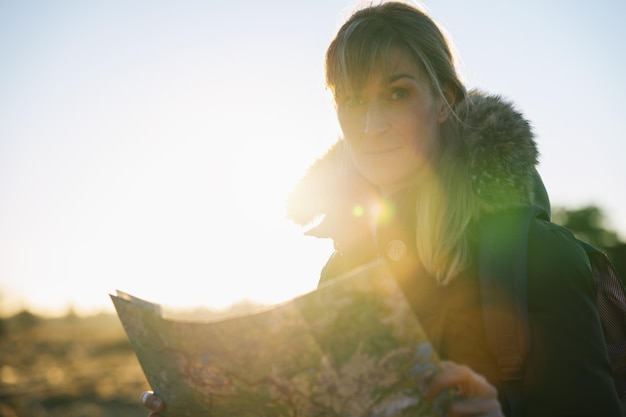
553, 205, 621, 248
553, 205, 626, 282
0, 311, 149, 417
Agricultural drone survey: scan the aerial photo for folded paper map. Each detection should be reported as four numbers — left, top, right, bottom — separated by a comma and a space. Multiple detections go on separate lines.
111, 260, 452, 417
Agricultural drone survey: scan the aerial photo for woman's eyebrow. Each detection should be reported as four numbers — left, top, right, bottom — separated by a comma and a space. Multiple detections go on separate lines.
387, 73, 416, 84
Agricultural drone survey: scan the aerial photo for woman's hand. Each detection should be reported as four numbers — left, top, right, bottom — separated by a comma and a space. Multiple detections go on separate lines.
423, 360, 503, 417
140, 391, 166, 417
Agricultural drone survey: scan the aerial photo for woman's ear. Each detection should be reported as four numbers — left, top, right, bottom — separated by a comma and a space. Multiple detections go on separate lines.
438, 85, 457, 123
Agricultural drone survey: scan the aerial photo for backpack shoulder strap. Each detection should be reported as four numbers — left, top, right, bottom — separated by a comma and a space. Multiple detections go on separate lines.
579, 240, 626, 396
479, 206, 546, 416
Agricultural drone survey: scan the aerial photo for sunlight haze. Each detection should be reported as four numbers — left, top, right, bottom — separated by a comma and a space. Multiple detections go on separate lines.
1, 0, 624, 316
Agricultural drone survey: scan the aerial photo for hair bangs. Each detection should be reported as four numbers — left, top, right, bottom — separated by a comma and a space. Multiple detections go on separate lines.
325, 19, 401, 99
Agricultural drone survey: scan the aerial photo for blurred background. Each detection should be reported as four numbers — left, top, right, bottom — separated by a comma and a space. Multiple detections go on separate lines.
1, 0, 624, 415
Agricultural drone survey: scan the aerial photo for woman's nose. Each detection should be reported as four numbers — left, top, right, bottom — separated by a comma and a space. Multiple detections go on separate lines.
364, 101, 389, 135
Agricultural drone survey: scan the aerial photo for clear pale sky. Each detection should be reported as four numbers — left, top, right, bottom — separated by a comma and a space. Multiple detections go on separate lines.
1, 0, 625, 316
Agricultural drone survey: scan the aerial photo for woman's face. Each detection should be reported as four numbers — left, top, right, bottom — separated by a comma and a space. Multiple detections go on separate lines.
336, 49, 450, 195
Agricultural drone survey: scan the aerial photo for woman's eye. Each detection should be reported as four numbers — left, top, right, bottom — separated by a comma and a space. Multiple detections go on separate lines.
390, 87, 409, 101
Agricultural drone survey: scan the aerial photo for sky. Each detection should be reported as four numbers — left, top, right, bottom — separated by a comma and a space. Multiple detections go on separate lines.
1, 0, 625, 317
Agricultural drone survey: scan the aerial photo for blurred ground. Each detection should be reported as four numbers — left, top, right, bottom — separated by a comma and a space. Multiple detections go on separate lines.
0, 300, 266, 417
0, 312, 149, 417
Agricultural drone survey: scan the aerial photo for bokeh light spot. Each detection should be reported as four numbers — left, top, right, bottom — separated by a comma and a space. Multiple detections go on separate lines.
352, 205, 364, 217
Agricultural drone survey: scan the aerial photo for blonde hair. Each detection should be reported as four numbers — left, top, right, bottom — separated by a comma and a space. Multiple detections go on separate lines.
326, 1, 477, 284
413, 143, 481, 284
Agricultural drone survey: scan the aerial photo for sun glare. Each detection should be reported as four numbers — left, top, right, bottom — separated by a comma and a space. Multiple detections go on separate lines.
5, 1, 623, 318
0, 61, 340, 317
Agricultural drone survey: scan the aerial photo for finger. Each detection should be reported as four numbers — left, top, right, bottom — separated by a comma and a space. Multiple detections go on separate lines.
458, 371, 496, 399
140, 391, 165, 412
446, 397, 503, 417
431, 361, 495, 399
422, 361, 470, 398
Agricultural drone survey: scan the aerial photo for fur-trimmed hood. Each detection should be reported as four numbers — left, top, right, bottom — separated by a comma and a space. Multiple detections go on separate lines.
286, 90, 547, 240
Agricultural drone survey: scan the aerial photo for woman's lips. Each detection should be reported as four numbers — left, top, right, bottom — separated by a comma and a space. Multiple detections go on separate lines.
362, 147, 402, 155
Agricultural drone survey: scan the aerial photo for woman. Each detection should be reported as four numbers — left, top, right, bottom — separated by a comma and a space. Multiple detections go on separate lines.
142, 2, 622, 416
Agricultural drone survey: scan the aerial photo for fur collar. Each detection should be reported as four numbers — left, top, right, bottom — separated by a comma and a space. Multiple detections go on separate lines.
286, 90, 542, 238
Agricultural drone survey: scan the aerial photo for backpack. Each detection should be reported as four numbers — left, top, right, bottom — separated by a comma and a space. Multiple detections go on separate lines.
479, 206, 626, 417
